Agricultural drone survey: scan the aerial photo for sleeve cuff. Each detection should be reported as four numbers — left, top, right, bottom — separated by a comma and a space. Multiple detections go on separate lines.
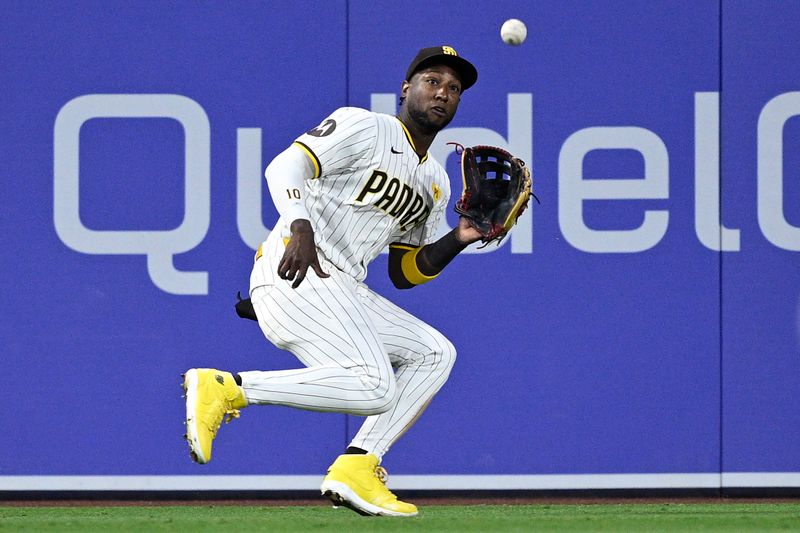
283, 203, 311, 223
400, 246, 439, 285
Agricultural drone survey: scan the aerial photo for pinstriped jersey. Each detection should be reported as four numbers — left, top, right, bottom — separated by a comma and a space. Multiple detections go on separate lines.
265, 107, 450, 282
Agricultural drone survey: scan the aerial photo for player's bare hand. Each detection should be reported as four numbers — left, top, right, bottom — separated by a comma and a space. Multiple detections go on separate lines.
455, 217, 483, 245
277, 219, 330, 288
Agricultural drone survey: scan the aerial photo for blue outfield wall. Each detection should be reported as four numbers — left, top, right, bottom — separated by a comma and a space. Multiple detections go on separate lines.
0, 0, 797, 488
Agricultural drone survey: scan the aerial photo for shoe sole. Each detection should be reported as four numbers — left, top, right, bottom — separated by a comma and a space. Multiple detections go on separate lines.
320, 480, 417, 517
182, 369, 208, 464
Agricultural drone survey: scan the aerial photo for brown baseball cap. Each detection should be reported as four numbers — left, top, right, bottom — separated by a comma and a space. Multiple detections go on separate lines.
405, 46, 478, 91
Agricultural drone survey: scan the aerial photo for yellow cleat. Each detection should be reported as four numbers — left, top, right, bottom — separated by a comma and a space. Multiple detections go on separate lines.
183, 368, 247, 464
320, 454, 418, 517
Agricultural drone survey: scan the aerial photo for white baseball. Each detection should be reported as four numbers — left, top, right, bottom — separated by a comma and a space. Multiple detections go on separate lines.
501, 18, 527, 46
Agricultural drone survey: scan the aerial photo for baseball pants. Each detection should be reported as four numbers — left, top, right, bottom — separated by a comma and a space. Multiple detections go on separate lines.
240, 254, 457, 459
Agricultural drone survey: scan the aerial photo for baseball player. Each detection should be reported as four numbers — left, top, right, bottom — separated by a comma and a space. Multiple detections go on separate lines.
184, 46, 480, 517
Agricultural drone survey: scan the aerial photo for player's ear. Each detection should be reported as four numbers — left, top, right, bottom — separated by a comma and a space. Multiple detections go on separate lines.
400, 80, 410, 98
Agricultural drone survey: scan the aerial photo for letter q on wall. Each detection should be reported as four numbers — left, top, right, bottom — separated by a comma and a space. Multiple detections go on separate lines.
53, 94, 210, 295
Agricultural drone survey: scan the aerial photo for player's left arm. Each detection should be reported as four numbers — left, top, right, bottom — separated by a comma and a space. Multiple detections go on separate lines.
388, 218, 481, 289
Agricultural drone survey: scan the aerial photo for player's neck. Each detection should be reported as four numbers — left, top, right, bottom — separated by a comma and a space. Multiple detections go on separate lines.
396, 114, 435, 158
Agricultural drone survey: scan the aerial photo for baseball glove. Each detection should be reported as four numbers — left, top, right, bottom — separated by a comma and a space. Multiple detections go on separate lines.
453, 144, 536, 245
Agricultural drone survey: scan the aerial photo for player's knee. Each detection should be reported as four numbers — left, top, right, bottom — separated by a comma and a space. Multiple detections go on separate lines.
356, 368, 398, 415
430, 334, 457, 378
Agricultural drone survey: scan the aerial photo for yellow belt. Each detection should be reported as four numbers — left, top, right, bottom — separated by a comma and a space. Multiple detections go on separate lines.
254, 238, 290, 262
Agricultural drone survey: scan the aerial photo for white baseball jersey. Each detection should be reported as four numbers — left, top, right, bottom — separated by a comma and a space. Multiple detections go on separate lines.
251, 107, 450, 289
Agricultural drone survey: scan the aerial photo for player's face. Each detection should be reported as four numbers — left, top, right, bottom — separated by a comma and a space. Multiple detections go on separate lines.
402, 65, 462, 133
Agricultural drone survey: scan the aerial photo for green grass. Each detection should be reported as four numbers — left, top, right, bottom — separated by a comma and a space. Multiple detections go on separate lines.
1, 503, 799, 532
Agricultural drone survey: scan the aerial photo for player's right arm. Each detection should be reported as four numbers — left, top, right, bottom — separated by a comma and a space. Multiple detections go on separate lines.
264, 144, 329, 288
268, 107, 376, 287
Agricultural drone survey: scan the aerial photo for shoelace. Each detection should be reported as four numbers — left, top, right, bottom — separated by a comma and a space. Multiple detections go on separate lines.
373, 466, 402, 502
210, 409, 240, 438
